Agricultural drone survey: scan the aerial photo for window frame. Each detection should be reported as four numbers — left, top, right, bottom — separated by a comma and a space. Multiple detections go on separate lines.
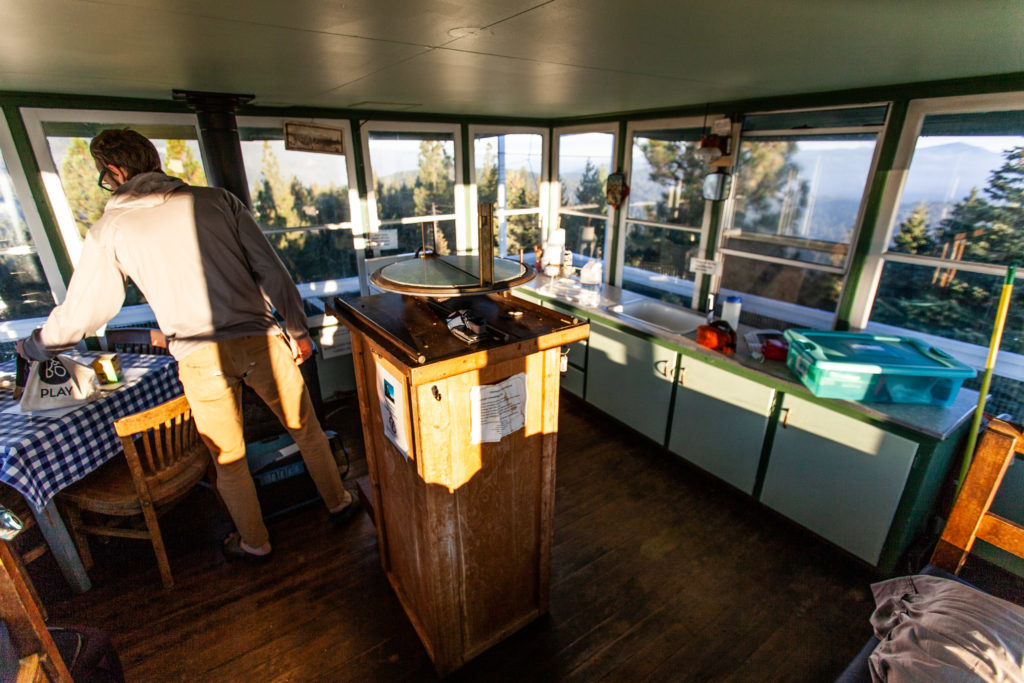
20, 107, 206, 329
551, 122, 618, 268
619, 114, 718, 308
714, 104, 890, 327
235, 115, 362, 300
0, 113, 66, 339
848, 92, 1024, 331
467, 124, 549, 258
358, 120, 465, 261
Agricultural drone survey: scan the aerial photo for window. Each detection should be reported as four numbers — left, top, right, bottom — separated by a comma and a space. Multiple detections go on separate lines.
23, 110, 207, 310
0, 115, 61, 360
0, 150, 51, 323
237, 118, 360, 294
620, 120, 707, 306
718, 106, 887, 328
555, 128, 615, 263
862, 97, 1024, 417
362, 124, 462, 257
471, 129, 546, 258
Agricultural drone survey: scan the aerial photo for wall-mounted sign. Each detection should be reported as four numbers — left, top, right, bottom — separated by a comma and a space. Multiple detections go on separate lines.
284, 122, 345, 155
368, 229, 399, 250
376, 360, 410, 460
690, 257, 722, 276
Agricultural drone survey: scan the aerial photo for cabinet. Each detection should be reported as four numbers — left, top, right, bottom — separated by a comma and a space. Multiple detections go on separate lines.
334, 292, 589, 675
759, 393, 919, 565
586, 322, 677, 444
668, 356, 775, 494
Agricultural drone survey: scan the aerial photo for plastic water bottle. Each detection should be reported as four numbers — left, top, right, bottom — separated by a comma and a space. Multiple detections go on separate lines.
722, 295, 742, 330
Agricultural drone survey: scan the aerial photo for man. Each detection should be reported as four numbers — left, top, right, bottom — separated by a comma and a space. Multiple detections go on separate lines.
17, 129, 355, 561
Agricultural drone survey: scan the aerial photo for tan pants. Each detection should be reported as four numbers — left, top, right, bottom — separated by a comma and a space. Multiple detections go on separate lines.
177, 334, 345, 548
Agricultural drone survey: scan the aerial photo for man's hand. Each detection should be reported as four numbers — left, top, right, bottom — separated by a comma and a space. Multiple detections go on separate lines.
14, 338, 29, 361
289, 336, 315, 365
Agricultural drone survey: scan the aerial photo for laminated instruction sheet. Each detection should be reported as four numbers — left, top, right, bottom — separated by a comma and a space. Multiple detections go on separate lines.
470, 372, 527, 444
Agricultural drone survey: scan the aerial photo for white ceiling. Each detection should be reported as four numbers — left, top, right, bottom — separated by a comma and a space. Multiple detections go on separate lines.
1, 0, 1022, 118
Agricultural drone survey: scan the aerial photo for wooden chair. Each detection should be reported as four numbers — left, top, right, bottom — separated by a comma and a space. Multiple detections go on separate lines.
0, 541, 72, 682
103, 327, 169, 355
58, 395, 210, 589
0, 489, 49, 618
930, 417, 1024, 573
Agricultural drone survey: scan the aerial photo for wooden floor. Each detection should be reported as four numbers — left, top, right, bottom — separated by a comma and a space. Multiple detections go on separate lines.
25, 392, 910, 680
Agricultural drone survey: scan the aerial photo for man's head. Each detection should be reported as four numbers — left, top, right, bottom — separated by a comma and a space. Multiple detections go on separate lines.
90, 129, 162, 189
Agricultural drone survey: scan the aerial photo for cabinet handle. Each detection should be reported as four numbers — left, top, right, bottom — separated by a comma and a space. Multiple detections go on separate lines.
677, 367, 686, 386
781, 407, 791, 427
654, 359, 670, 378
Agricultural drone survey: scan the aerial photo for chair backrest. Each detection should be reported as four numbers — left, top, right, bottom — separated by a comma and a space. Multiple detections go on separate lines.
0, 541, 72, 681
930, 418, 1024, 574
113, 395, 207, 503
104, 328, 169, 356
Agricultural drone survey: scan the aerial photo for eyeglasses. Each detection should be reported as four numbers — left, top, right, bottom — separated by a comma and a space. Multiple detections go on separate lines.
97, 168, 116, 192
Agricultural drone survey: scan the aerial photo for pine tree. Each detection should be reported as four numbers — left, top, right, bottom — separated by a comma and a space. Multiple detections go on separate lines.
893, 203, 934, 255
164, 139, 206, 186
574, 160, 606, 211
60, 138, 108, 236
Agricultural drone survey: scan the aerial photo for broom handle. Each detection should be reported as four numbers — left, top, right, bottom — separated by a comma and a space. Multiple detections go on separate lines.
957, 264, 1015, 492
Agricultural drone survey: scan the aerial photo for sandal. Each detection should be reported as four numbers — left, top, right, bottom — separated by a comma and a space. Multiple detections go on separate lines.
222, 532, 272, 562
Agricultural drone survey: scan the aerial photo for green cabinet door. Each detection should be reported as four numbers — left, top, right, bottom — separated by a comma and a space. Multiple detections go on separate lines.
760, 393, 919, 565
667, 357, 775, 494
586, 322, 677, 443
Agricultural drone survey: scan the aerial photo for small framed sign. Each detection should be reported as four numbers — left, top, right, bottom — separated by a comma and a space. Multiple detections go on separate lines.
284, 122, 345, 155
690, 257, 722, 276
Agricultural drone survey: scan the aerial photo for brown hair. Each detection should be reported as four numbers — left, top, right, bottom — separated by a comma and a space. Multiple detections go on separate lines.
90, 129, 162, 179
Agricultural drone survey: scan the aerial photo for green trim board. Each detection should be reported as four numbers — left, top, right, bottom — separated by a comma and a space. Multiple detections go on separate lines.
835, 100, 909, 329
553, 72, 1024, 128
2, 105, 73, 284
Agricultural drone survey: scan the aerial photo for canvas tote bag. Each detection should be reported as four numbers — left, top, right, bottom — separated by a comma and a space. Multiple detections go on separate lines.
19, 355, 101, 412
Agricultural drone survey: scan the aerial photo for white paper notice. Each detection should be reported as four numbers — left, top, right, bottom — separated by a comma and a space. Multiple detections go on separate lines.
470, 373, 527, 444
376, 361, 410, 460
319, 323, 352, 359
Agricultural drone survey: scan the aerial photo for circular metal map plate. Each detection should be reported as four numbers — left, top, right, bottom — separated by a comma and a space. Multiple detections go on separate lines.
370, 254, 535, 296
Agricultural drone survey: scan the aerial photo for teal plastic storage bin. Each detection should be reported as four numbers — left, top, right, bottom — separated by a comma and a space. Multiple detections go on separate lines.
782, 330, 976, 405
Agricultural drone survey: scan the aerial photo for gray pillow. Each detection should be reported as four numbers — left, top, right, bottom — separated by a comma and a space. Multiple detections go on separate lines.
869, 575, 1024, 682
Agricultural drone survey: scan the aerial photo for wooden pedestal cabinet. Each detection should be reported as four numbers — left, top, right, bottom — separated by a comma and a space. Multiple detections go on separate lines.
334, 292, 589, 675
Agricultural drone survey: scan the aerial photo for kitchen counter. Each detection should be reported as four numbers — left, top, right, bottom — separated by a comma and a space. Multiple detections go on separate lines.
515, 274, 979, 442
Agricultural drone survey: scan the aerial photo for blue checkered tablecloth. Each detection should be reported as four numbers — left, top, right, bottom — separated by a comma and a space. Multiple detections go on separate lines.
0, 353, 182, 509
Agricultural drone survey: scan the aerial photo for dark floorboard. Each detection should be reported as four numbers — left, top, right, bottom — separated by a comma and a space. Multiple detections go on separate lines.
16, 390, 1019, 681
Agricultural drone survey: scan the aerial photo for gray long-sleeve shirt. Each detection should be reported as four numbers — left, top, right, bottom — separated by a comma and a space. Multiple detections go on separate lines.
22, 172, 309, 361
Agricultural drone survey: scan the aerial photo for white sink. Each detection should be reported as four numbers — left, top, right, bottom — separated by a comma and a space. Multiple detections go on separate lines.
606, 299, 706, 334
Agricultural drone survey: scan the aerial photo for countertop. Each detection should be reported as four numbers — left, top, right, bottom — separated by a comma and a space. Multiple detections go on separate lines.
515, 274, 980, 442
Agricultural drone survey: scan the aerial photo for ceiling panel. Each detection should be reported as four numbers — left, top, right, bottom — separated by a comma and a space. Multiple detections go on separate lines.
314, 48, 750, 118
0, 0, 428, 105
447, 0, 1024, 99
71, 0, 547, 48
0, 0, 1020, 118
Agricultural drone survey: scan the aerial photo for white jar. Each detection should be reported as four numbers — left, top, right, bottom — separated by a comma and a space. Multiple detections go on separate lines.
722, 295, 742, 329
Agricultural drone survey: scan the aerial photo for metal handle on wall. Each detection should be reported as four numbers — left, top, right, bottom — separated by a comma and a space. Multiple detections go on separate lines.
781, 408, 791, 428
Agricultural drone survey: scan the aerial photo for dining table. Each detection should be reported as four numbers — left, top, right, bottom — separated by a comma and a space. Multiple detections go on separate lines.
0, 352, 182, 592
